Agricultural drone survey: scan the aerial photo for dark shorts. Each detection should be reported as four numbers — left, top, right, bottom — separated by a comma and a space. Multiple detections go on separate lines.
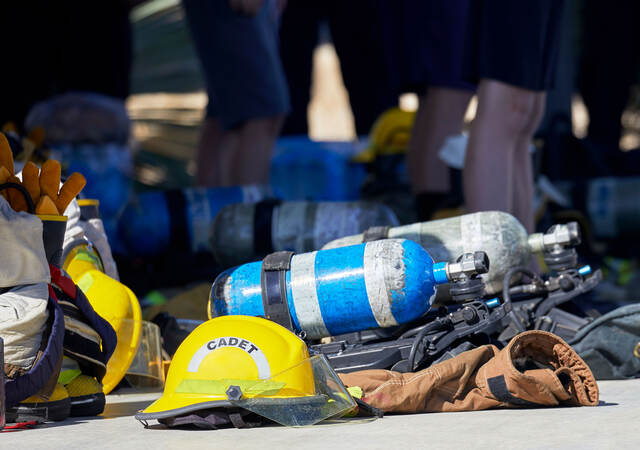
384, 0, 475, 93
182, 0, 290, 129
465, 0, 565, 91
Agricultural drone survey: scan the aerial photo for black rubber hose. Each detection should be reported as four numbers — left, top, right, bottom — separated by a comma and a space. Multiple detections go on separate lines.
406, 319, 449, 372
399, 321, 436, 340
503, 267, 542, 332
0, 182, 36, 213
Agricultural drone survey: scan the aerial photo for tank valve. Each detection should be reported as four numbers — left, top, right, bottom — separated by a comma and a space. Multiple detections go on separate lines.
446, 251, 489, 304
528, 221, 581, 254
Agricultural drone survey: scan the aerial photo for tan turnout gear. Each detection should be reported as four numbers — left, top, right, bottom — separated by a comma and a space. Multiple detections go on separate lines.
338, 330, 599, 413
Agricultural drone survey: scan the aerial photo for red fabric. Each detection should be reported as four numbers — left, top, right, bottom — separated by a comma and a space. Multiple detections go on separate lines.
49, 265, 76, 298
1, 421, 39, 431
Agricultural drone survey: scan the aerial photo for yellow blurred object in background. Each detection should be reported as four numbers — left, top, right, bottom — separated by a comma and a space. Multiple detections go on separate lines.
352, 107, 416, 163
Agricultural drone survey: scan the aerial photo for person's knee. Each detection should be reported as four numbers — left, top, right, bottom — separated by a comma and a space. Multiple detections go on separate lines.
477, 81, 542, 139
502, 92, 539, 138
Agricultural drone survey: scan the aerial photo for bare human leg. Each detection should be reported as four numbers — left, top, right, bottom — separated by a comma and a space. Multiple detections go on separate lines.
228, 115, 285, 185
195, 117, 239, 187
407, 87, 473, 194
512, 93, 546, 232
463, 80, 538, 224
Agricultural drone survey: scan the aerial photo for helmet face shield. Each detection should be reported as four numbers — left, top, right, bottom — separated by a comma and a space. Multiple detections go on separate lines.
125, 320, 165, 390
229, 355, 356, 426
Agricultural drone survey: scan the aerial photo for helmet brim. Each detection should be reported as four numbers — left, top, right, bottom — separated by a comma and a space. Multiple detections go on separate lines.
136, 355, 355, 427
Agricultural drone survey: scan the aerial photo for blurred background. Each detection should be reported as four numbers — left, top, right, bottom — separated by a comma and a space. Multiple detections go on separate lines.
126, 0, 640, 190
4, 0, 640, 315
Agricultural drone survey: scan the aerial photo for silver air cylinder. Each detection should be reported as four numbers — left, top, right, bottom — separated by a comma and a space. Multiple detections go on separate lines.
323, 211, 579, 301
211, 201, 399, 267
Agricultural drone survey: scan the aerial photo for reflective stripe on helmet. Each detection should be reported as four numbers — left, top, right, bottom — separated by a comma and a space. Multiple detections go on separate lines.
187, 336, 271, 379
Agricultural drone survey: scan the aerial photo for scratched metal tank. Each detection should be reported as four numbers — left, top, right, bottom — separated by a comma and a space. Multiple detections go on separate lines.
209, 239, 451, 339
323, 211, 539, 298
210, 201, 399, 267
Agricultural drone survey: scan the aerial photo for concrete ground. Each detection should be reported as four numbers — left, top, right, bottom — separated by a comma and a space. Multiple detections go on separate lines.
3, 379, 639, 449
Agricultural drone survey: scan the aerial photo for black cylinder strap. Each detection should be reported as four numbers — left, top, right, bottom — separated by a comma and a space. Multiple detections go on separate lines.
260, 251, 295, 330
253, 198, 282, 256
363, 226, 391, 242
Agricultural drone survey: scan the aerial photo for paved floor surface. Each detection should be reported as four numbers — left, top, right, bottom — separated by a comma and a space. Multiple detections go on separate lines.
3, 379, 639, 449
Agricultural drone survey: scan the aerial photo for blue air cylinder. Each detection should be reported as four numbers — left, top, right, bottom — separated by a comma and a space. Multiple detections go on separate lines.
209, 239, 453, 339
118, 185, 269, 255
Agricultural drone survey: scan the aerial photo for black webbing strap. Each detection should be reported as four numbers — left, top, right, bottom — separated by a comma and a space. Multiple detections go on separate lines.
487, 375, 543, 407
253, 199, 282, 256
302, 203, 318, 252
79, 203, 100, 221
260, 251, 295, 330
165, 189, 189, 252
157, 411, 261, 430
363, 226, 391, 242
228, 412, 261, 429
354, 398, 384, 418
